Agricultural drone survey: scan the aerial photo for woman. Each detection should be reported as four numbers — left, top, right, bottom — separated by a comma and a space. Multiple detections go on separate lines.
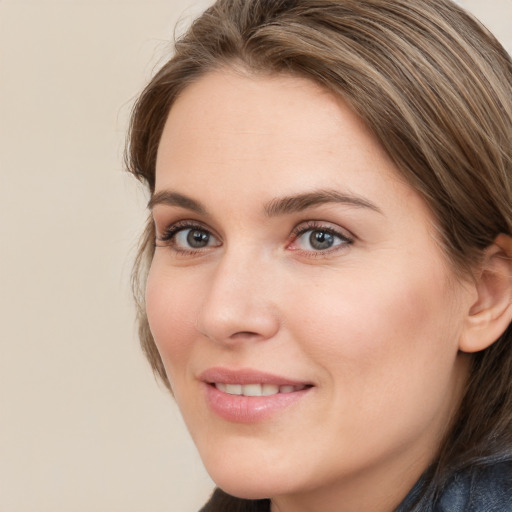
126, 0, 512, 510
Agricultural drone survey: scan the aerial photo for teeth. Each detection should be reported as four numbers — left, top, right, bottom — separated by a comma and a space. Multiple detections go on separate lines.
243, 383, 265, 396
216, 382, 227, 393
262, 384, 279, 396
214, 383, 306, 396
225, 384, 242, 395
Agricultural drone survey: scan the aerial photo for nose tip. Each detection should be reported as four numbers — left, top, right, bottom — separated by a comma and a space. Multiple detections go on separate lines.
195, 259, 280, 345
196, 294, 281, 345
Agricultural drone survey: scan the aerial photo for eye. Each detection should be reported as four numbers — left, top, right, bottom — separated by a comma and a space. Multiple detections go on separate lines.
156, 222, 221, 253
175, 228, 213, 249
289, 222, 353, 254
297, 229, 345, 251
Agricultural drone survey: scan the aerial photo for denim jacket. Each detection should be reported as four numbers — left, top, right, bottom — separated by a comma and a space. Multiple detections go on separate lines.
397, 461, 512, 512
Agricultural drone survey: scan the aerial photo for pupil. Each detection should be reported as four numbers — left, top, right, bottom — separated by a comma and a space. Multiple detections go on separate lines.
310, 230, 334, 250
187, 229, 209, 248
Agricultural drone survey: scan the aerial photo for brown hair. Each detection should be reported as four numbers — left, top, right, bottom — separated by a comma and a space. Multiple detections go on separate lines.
126, 0, 512, 506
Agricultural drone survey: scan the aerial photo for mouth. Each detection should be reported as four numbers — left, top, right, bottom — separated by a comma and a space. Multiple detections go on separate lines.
212, 382, 309, 396
199, 367, 314, 423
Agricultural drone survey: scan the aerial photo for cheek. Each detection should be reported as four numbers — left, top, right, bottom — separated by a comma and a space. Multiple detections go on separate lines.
145, 262, 198, 378
290, 262, 462, 398
284, 266, 466, 468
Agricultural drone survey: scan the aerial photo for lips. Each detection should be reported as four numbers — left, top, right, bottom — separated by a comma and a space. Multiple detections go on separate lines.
199, 367, 313, 423
201, 366, 309, 383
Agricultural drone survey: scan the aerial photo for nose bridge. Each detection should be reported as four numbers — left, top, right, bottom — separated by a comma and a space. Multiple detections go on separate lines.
196, 245, 280, 343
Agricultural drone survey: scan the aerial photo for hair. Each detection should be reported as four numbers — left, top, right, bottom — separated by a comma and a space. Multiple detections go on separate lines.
126, 0, 512, 508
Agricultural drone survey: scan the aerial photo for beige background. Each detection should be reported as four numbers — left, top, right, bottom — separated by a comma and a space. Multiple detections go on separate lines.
0, 1, 510, 511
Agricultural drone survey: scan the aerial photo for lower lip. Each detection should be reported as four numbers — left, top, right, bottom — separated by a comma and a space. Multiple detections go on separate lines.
204, 383, 311, 423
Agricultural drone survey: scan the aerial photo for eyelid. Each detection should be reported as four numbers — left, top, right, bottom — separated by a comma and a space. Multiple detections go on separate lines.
155, 218, 209, 238
154, 218, 353, 258
155, 219, 221, 251
290, 220, 354, 240
287, 220, 354, 254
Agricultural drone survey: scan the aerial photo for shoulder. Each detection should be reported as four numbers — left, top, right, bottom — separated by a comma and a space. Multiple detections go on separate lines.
435, 460, 512, 512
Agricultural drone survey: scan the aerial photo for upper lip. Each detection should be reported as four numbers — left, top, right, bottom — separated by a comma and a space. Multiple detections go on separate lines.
199, 367, 312, 387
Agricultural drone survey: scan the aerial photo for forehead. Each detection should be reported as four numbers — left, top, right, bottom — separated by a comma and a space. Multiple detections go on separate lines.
155, 70, 406, 196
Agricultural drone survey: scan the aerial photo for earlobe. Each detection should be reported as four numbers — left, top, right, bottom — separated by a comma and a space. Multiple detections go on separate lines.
459, 234, 512, 353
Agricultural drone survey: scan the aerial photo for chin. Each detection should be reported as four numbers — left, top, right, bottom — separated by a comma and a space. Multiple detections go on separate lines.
201, 450, 301, 500
211, 478, 293, 502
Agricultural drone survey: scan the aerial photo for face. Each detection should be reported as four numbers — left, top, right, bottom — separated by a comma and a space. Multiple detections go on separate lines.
147, 71, 474, 510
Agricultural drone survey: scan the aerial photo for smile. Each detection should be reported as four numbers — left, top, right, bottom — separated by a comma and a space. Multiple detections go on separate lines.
200, 368, 313, 422
214, 383, 308, 396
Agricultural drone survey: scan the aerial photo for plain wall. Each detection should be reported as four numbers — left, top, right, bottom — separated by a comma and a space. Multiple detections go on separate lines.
0, 1, 510, 511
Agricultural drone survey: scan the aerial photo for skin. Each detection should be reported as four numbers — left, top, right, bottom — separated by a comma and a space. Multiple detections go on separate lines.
146, 70, 477, 512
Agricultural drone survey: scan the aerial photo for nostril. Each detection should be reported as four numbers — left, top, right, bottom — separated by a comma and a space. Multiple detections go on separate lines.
230, 331, 264, 340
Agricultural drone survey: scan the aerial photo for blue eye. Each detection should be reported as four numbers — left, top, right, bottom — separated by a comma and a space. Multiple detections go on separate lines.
306, 230, 336, 250
292, 224, 352, 253
175, 228, 213, 248
298, 229, 341, 250
157, 223, 221, 252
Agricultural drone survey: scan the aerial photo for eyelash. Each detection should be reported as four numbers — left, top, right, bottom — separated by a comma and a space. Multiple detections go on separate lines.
155, 220, 218, 256
155, 220, 354, 257
288, 221, 353, 256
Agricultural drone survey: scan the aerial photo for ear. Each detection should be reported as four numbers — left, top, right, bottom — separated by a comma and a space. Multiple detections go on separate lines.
459, 234, 512, 353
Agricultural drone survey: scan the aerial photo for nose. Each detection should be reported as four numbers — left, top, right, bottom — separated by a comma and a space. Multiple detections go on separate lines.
195, 250, 280, 345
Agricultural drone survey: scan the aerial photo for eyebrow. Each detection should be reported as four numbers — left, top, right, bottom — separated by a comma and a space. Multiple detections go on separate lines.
148, 191, 207, 214
148, 188, 382, 216
264, 189, 382, 217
